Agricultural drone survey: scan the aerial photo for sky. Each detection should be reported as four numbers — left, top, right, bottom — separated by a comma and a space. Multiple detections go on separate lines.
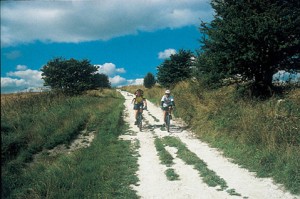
1, 0, 214, 93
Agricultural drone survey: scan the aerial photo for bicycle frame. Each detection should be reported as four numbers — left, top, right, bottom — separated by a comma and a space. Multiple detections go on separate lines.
137, 106, 143, 131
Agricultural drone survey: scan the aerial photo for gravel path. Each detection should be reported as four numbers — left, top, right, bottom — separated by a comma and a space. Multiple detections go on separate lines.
119, 90, 299, 199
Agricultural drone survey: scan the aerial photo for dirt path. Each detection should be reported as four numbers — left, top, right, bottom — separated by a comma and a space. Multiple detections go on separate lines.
119, 90, 299, 199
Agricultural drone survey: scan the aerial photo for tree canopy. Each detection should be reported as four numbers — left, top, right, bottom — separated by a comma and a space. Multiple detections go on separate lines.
41, 58, 110, 94
196, 0, 300, 96
157, 49, 194, 88
143, 72, 156, 88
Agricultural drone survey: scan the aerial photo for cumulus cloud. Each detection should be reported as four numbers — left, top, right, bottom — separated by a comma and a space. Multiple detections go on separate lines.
95, 63, 126, 76
109, 75, 128, 87
1, 67, 44, 93
158, 48, 177, 59
1, 0, 213, 47
127, 78, 144, 86
109, 75, 143, 87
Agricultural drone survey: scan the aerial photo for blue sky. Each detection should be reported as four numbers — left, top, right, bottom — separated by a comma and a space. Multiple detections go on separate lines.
1, 0, 214, 93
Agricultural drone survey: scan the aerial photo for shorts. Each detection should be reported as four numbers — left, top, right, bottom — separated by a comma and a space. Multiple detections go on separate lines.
162, 105, 172, 111
134, 103, 144, 110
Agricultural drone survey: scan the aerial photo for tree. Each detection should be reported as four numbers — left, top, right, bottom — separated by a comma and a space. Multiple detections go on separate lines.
196, 0, 300, 96
91, 73, 111, 89
41, 58, 109, 94
157, 49, 194, 88
143, 72, 156, 88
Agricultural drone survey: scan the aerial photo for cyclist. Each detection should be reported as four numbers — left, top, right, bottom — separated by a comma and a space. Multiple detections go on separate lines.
132, 89, 147, 125
160, 90, 175, 124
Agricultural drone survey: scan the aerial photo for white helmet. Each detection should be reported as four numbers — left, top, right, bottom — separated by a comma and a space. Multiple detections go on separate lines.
165, 90, 170, 94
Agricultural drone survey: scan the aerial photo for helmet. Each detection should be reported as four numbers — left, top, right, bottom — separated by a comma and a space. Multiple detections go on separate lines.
165, 90, 170, 94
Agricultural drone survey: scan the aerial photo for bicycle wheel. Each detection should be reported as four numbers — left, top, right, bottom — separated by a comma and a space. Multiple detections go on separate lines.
166, 114, 170, 132
138, 113, 142, 131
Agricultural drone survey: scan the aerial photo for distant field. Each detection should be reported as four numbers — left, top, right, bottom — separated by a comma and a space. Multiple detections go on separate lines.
1, 92, 42, 104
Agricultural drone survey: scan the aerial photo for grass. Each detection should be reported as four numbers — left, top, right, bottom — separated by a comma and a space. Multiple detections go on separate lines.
1, 90, 139, 199
123, 82, 300, 195
154, 137, 174, 167
160, 136, 228, 191
165, 169, 180, 181
154, 137, 180, 181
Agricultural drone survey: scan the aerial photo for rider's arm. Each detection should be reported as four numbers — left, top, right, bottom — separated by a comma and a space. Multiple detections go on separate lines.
131, 98, 136, 104
172, 101, 175, 106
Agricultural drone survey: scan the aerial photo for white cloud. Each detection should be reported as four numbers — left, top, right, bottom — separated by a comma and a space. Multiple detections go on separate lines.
16, 64, 28, 71
1, 77, 28, 93
1, 68, 44, 93
109, 75, 143, 87
1, 77, 26, 88
95, 63, 126, 76
127, 78, 144, 86
1, 0, 213, 47
109, 75, 127, 87
158, 48, 177, 59
7, 69, 43, 86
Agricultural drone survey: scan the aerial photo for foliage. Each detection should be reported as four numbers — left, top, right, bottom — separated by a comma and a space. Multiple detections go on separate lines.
41, 58, 110, 95
143, 72, 156, 88
157, 49, 194, 88
196, 0, 300, 97
91, 73, 111, 89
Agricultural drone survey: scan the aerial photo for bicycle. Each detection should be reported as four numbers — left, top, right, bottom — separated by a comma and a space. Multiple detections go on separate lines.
137, 105, 145, 131
164, 106, 173, 132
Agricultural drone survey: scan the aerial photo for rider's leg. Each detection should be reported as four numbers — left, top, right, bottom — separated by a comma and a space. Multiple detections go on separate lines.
135, 110, 138, 124
169, 107, 172, 119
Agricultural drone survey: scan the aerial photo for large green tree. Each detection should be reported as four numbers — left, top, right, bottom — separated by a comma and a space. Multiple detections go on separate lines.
196, 0, 300, 95
157, 49, 194, 88
143, 72, 156, 88
41, 58, 110, 94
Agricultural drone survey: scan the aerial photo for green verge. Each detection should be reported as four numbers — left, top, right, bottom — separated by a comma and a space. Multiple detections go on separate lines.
2, 90, 139, 199
154, 137, 180, 181
160, 136, 241, 196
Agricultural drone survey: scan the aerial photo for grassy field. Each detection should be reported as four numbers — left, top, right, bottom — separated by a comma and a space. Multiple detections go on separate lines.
2, 83, 299, 197
122, 82, 300, 194
1, 90, 138, 199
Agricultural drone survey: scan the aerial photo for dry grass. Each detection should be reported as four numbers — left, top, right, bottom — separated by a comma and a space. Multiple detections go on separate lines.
1, 92, 41, 105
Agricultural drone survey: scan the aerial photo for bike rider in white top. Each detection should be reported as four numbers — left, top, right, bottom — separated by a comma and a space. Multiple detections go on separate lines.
160, 90, 175, 124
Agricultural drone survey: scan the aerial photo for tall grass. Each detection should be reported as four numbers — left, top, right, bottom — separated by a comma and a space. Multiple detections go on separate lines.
124, 82, 300, 194
1, 90, 139, 198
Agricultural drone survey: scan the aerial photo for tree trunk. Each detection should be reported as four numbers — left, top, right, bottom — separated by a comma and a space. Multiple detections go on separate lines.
251, 70, 274, 98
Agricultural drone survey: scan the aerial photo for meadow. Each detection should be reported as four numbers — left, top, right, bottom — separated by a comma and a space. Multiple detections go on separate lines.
1, 90, 138, 199
123, 82, 300, 194
2, 83, 299, 197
